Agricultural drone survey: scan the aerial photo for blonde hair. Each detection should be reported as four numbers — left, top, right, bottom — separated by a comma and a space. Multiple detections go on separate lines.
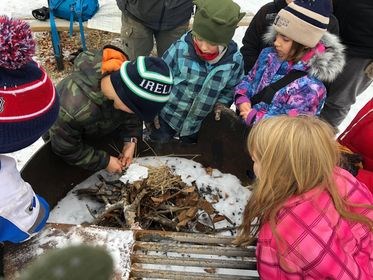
234, 115, 373, 247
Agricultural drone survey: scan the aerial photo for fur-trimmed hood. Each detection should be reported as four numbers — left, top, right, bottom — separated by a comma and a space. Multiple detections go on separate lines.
263, 26, 345, 82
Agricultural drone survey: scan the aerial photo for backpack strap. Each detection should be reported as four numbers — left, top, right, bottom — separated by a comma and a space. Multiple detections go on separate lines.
69, 5, 74, 37
75, 0, 87, 50
48, 6, 64, 70
251, 70, 307, 106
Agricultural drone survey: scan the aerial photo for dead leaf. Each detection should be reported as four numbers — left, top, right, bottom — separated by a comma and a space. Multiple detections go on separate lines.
211, 194, 220, 204
185, 207, 198, 218
198, 199, 215, 214
212, 215, 225, 223
205, 167, 213, 176
181, 186, 195, 193
177, 217, 191, 227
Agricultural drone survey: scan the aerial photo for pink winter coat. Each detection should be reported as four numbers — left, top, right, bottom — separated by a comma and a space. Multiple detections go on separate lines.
257, 167, 373, 279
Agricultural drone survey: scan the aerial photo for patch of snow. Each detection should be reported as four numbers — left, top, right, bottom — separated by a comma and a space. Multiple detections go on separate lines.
25, 225, 134, 279
119, 163, 148, 183
0, 0, 270, 20
49, 156, 251, 236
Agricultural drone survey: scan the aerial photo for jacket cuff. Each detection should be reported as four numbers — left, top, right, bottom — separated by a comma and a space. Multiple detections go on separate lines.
100, 153, 111, 171
246, 109, 257, 125
123, 137, 138, 144
235, 95, 250, 106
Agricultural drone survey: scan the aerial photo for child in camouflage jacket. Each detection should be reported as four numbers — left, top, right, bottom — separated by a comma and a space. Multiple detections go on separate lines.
49, 46, 173, 173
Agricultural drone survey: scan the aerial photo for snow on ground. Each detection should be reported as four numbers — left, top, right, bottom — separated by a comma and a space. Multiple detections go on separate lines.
0, 0, 270, 19
18, 225, 134, 279
49, 157, 252, 237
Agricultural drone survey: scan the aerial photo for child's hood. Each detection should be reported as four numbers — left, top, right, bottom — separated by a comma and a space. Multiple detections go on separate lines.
184, 31, 240, 66
70, 50, 106, 105
263, 26, 345, 82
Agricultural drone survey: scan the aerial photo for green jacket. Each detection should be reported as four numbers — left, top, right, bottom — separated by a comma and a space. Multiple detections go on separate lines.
49, 50, 142, 171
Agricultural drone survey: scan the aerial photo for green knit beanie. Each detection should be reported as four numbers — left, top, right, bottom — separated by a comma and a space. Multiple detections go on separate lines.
19, 245, 114, 280
192, 0, 245, 46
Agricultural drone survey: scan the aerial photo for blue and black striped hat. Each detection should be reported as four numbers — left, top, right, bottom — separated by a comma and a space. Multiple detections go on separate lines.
110, 56, 173, 122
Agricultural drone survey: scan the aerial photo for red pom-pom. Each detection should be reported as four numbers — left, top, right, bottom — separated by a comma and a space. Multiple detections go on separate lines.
0, 16, 36, 70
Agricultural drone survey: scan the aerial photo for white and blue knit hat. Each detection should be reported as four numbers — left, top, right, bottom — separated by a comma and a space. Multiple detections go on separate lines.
273, 0, 332, 47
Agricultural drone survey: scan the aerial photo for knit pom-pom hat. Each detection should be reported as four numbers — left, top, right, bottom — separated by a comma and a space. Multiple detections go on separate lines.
0, 16, 35, 70
273, 0, 332, 48
0, 16, 59, 153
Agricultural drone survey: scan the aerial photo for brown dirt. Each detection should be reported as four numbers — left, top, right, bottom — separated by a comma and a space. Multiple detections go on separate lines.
34, 30, 121, 83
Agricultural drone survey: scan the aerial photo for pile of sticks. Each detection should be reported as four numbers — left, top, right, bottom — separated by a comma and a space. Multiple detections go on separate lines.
75, 165, 236, 233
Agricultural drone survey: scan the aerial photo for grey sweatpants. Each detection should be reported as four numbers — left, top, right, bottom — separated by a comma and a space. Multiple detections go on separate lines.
120, 13, 189, 60
320, 55, 373, 127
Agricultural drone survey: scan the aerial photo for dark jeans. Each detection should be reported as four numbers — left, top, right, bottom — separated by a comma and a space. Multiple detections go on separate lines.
320, 56, 373, 127
149, 117, 176, 143
149, 117, 198, 144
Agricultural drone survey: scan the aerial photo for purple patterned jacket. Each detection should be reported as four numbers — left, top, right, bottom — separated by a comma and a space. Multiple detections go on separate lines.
235, 29, 345, 124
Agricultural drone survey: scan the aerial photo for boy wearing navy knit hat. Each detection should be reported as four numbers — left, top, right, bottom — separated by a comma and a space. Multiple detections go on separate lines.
149, 0, 245, 144
0, 16, 59, 243
48, 46, 173, 173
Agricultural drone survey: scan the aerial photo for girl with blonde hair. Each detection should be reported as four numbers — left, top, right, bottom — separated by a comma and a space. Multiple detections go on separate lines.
234, 115, 373, 279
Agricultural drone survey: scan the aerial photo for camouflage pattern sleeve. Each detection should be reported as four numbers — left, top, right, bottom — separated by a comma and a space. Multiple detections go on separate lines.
49, 107, 110, 171
118, 114, 143, 141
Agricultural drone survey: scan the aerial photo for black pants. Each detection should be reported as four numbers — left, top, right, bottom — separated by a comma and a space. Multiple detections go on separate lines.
149, 117, 198, 144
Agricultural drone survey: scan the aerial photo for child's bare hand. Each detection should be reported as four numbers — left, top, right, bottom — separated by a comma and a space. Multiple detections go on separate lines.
238, 102, 252, 121
106, 156, 123, 173
120, 142, 136, 168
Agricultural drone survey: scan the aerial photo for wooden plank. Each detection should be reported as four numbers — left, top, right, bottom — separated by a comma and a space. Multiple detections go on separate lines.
132, 255, 257, 270
134, 229, 237, 245
26, 18, 88, 32
239, 14, 254, 26
134, 241, 255, 257
131, 230, 258, 279
26, 14, 253, 33
131, 268, 258, 280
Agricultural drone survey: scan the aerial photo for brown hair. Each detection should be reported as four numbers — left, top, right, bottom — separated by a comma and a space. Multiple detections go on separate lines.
234, 116, 373, 249
287, 40, 309, 62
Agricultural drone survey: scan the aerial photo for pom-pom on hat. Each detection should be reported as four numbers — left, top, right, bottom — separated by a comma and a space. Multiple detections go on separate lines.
0, 17, 35, 69
273, 0, 332, 48
110, 56, 173, 122
192, 0, 245, 46
0, 16, 59, 153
